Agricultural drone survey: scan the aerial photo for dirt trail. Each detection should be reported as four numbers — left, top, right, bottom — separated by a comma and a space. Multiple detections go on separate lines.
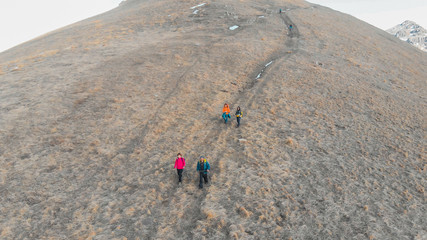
177, 9, 302, 238
152, 9, 302, 239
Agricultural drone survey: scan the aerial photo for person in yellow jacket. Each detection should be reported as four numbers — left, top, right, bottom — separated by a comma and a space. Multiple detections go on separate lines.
235, 106, 243, 127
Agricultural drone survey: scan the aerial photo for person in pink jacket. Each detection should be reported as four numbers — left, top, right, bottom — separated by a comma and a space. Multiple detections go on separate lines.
174, 153, 186, 184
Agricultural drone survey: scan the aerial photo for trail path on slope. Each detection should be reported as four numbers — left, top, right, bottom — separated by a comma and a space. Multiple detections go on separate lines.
153, 10, 302, 239
93, 7, 303, 239
230, 10, 300, 167
214, 8, 302, 230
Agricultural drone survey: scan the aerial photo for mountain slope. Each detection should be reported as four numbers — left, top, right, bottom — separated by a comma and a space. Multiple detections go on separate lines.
1, 0, 426, 239
387, 20, 427, 52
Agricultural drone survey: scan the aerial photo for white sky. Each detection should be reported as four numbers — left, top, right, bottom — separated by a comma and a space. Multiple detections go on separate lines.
308, 0, 427, 30
1, 0, 427, 53
0, 0, 123, 53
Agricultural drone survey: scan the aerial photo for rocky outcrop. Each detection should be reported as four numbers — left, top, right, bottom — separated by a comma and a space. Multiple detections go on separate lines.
387, 20, 427, 52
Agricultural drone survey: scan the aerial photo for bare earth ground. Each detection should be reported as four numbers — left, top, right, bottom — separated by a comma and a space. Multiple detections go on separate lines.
0, 0, 426, 239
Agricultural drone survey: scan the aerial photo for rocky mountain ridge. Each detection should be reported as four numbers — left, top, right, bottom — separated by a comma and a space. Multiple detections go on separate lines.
387, 20, 427, 52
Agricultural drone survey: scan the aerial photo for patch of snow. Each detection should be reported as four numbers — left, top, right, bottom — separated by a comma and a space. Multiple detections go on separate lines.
190, 3, 206, 9
256, 73, 262, 79
229, 25, 239, 30
238, 139, 247, 142
258, 16, 265, 18
265, 61, 273, 67
193, 10, 199, 14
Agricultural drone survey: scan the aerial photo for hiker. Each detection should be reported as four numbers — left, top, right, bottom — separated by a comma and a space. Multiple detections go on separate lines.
279, 9, 282, 13
222, 103, 231, 124
289, 24, 293, 31
196, 156, 210, 189
235, 106, 243, 128
174, 153, 186, 184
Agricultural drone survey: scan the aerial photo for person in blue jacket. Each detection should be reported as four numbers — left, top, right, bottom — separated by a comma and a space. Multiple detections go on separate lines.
196, 156, 210, 189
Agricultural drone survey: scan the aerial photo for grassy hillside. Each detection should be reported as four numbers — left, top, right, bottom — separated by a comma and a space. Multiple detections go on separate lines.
0, 0, 426, 239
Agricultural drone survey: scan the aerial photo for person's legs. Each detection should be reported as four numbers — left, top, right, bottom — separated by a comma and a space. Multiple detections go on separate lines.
222, 113, 227, 123
237, 117, 241, 127
199, 172, 204, 188
177, 169, 183, 183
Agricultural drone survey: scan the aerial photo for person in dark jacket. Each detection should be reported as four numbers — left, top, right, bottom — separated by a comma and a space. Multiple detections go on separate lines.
235, 106, 243, 128
196, 156, 210, 189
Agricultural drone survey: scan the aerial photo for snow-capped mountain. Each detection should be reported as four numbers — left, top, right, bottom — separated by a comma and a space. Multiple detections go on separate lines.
387, 20, 427, 52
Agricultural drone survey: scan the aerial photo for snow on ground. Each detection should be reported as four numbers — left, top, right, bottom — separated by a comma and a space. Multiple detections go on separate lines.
256, 61, 274, 79
229, 25, 239, 30
190, 3, 206, 9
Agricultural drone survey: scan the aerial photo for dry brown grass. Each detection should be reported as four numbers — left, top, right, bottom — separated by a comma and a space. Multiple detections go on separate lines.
0, 0, 426, 239
2, 49, 59, 69
38, 49, 59, 58
346, 57, 362, 67
93, 20, 103, 29
285, 137, 295, 146
1, 227, 11, 237
238, 206, 252, 218
204, 209, 217, 219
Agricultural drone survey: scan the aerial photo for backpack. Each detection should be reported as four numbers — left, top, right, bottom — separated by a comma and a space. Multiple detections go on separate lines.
199, 159, 209, 172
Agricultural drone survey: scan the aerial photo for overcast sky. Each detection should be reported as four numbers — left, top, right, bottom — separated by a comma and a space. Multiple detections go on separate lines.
0, 0, 122, 53
1, 0, 427, 53
308, 0, 427, 29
